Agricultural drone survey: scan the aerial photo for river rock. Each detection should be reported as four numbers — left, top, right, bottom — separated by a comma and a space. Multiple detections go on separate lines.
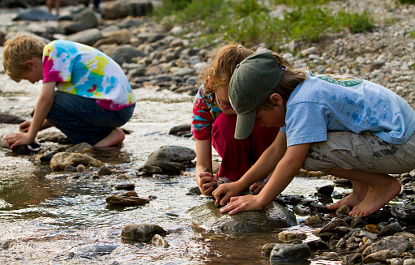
106, 195, 149, 206
269, 243, 311, 263
0, 113, 25, 124
58, 9, 98, 34
99, 44, 145, 65
121, 223, 167, 243
13, 8, 58, 21
140, 145, 196, 175
187, 201, 297, 233
65, 28, 102, 46
362, 235, 410, 257
101, 0, 153, 20
50, 152, 102, 171
70, 243, 118, 258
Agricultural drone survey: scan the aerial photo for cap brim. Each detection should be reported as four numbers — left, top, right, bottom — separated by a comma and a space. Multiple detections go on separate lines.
234, 110, 256, 139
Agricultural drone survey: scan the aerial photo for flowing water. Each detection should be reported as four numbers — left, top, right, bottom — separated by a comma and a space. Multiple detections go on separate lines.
0, 8, 345, 265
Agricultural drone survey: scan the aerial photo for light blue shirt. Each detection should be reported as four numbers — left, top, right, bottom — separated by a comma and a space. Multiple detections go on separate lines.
280, 71, 415, 146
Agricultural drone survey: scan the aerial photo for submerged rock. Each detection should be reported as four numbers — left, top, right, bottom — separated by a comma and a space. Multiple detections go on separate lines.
187, 201, 297, 233
70, 243, 118, 258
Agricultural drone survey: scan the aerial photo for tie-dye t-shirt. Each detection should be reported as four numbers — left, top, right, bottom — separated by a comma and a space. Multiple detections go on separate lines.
191, 85, 222, 140
42, 40, 136, 110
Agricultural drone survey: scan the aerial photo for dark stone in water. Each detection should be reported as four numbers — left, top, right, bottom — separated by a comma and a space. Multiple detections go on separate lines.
113, 183, 135, 190
0, 113, 25, 124
40, 151, 59, 162
12, 143, 40, 155
169, 124, 191, 137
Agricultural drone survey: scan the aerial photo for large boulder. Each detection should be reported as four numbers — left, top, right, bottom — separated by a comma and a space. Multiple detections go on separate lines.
187, 201, 297, 233
101, 1, 153, 20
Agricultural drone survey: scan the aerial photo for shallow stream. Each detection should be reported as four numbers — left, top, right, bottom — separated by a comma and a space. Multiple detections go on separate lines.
0, 8, 345, 264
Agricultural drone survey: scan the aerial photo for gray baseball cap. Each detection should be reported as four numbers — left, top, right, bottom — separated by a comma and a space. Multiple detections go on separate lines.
229, 51, 284, 139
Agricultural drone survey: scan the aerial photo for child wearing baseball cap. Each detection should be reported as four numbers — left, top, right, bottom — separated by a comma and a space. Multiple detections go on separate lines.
192, 44, 282, 195
212, 50, 415, 217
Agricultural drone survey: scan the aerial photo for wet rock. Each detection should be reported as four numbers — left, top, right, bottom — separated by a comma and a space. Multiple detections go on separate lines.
97, 165, 113, 176
187, 201, 297, 233
121, 223, 166, 243
391, 201, 415, 226
113, 183, 135, 191
168, 124, 191, 137
40, 151, 59, 162
65, 142, 93, 153
150, 234, 169, 248
269, 243, 311, 263
319, 218, 348, 234
0, 113, 25, 124
303, 215, 325, 227
363, 249, 394, 263
140, 145, 195, 175
278, 231, 307, 242
362, 235, 410, 257
70, 243, 118, 258
106, 191, 149, 206
306, 239, 329, 251
378, 222, 403, 237
317, 185, 334, 197
344, 253, 363, 264
50, 152, 102, 171
64, 165, 77, 172
11, 144, 39, 155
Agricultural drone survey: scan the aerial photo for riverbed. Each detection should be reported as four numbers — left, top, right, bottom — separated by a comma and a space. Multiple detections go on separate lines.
0, 6, 350, 265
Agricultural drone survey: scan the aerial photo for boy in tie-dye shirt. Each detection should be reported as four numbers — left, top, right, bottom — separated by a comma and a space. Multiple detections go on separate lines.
3, 34, 136, 149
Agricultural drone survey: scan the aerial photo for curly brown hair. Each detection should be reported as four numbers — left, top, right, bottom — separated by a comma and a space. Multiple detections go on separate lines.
199, 43, 254, 98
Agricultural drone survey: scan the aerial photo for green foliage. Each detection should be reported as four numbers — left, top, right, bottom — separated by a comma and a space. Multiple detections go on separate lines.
396, 0, 415, 4
410, 31, 415, 38
152, 0, 376, 48
337, 10, 374, 33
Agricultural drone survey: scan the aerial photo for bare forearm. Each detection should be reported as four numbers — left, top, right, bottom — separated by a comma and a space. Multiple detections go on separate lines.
27, 82, 55, 140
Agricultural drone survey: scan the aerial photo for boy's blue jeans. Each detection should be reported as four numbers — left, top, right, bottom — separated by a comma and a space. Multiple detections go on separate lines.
46, 91, 135, 145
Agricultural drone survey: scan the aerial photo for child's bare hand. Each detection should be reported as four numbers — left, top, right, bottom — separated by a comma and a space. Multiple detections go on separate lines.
219, 194, 264, 215
198, 171, 217, 195
19, 121, 31, 132
249, 181, 266, 194
212, 182, 244, 207
6, 132, 32, 149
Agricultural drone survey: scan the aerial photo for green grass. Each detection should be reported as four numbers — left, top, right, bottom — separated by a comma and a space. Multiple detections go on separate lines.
153, 0, 375, 50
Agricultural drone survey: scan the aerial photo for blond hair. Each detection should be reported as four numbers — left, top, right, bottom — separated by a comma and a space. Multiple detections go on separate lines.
258, 54, 307, 110
3, 34, 46, 82
199, 43, 254, 97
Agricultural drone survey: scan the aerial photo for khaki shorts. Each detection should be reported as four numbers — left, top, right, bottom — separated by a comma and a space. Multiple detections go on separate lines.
303, 131, 415, 174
